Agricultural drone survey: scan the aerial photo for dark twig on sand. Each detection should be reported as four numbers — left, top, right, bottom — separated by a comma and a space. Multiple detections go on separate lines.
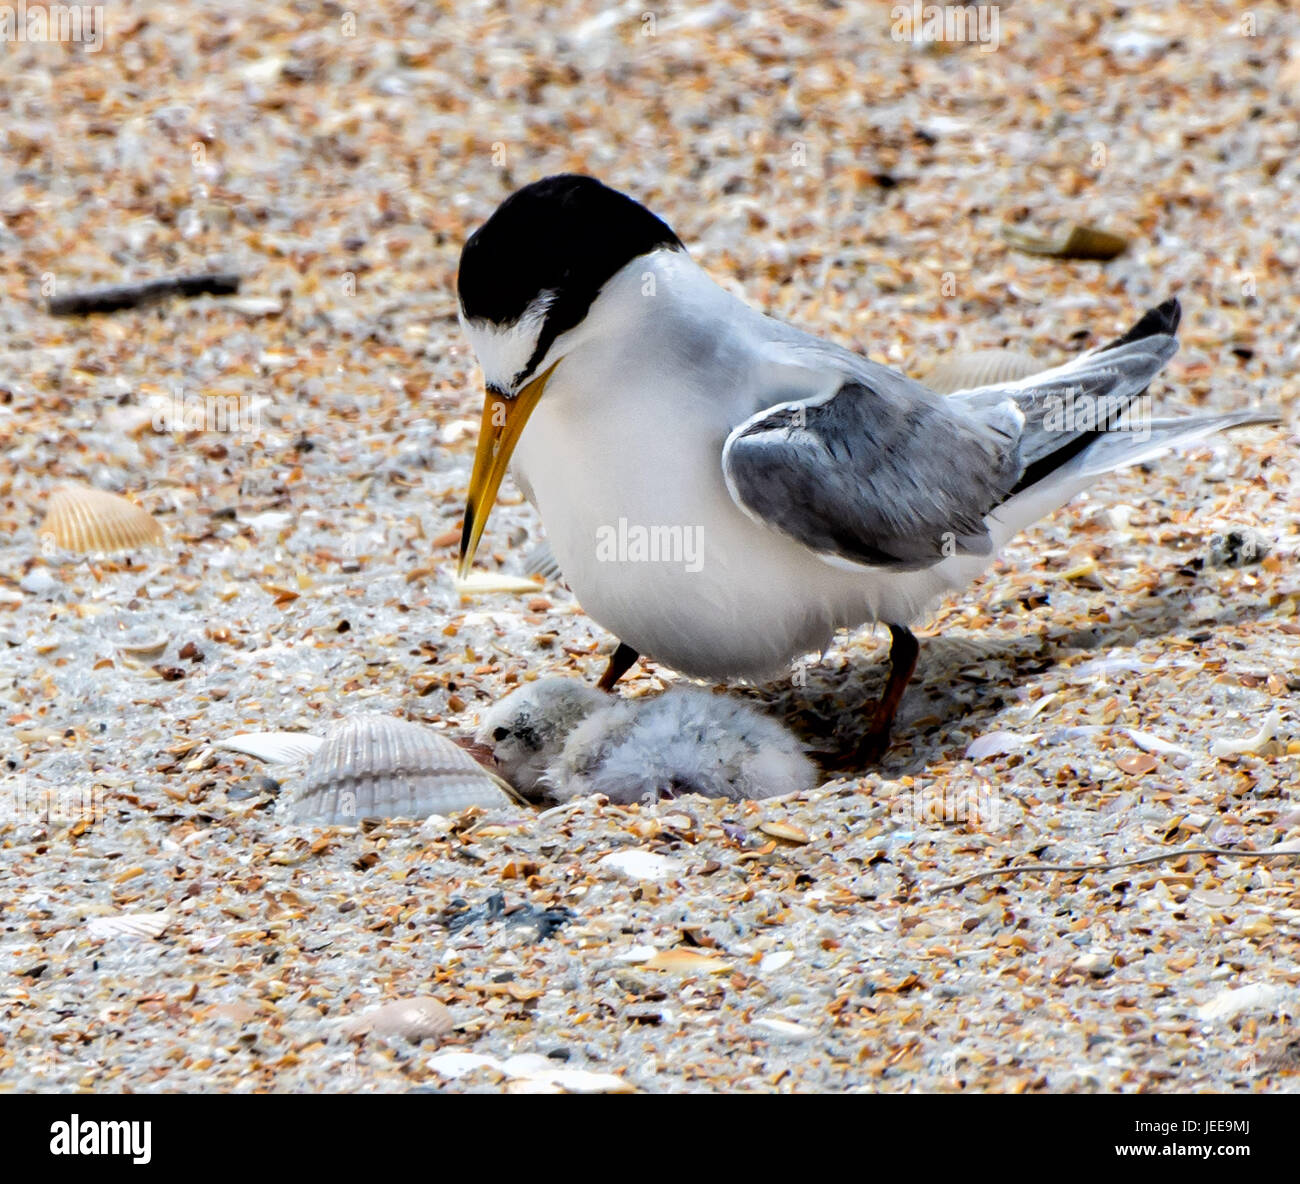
47, 273, 242, 316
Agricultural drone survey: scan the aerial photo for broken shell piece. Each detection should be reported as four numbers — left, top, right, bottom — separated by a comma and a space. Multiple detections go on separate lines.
39, 484, 165, 556
217, 731, 325, 765
922, 349, 1043, 395
117, 633, 170, 661
966, 730, 1034, 760
1072, 951, 1115, 977
1126, 728, 1194, 769
1115, 753, 1158, 776
86, 911, 171, 941
752, 1017, 817, 1041
599, 849, 685, 882
642, 948, 730, 974
759, 820, 810, 844
1210, 711, 1282, 759
1000, 222, 1129, 261
340, 996, 454, 1043
1057, 556, 1104, 587
225, 296, 283, 317
292, 713, 517, 824
1197, 983, 1291, 1025
453, 571, 543, 596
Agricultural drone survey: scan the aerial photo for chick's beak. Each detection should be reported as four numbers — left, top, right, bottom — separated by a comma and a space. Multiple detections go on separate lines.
458, 361, 558, 578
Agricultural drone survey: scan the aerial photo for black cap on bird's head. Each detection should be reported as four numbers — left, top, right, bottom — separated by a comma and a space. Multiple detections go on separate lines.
456, 176, 682, 577
458, 174, 681, 355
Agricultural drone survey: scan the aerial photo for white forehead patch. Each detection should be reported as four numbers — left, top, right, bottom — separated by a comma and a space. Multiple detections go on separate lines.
459, 290, 556, 392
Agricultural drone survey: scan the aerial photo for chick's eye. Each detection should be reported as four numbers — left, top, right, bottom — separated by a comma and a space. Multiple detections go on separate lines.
492, 727, 510, 742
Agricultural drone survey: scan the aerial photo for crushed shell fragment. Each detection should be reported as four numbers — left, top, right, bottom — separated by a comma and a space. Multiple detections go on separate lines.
642, 948, 730, 973
1209, 711, 1281, 758
1000, 222, 1129, 260
340, 996, 454, 1043
453, 571, 544, 596
86, 911, 172, 940
759, 820, 810, 844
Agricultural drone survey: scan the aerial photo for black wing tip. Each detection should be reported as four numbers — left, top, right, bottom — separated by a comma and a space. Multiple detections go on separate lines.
1100, 297, 1182, 352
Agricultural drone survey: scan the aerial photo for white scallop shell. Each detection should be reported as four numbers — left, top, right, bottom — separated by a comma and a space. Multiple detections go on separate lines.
39, 484, 165, 556
217, 731, 325, 765
921, 349, 1043, 395
292, 713, 514, 823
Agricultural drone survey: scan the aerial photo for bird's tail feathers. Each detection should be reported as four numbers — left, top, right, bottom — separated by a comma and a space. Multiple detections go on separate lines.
1067, 409, 1282, 480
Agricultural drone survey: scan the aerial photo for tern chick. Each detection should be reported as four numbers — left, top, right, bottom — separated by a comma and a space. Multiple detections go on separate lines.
542, 685, 818, 805
476, 676, 606, 797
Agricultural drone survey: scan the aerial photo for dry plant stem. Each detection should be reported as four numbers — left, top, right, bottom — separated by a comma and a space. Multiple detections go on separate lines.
47, 272, 241, 315
933, 847, 1300, 894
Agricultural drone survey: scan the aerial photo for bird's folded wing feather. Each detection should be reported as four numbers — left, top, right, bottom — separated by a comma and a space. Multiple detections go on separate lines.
721, 365, 1023, 572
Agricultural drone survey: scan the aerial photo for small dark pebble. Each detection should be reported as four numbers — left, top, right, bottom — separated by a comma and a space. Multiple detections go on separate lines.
1206, 527, 1271, 569
442, 891, 573, 940
227, 776, 279, 801
626, 1008, 663, 1026
546, 1048, 571, 1062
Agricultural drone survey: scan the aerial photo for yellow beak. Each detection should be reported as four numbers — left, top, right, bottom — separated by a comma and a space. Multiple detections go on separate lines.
457, 362, 557, 578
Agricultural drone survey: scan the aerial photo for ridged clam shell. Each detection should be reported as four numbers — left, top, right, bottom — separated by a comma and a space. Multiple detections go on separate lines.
40, 484, 164, 555
922, 349, 1043, 395
294, 713, 514, 823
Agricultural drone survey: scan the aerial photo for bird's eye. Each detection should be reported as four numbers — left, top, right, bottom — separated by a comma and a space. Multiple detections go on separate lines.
492, 727, 510, 742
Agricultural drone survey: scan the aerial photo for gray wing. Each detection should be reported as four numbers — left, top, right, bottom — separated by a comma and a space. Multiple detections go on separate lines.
724, 303, 1183, 571
722, 370, 1023, 571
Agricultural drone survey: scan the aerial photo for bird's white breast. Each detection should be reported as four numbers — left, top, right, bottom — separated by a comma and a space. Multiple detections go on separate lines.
509, 253, 980, 679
